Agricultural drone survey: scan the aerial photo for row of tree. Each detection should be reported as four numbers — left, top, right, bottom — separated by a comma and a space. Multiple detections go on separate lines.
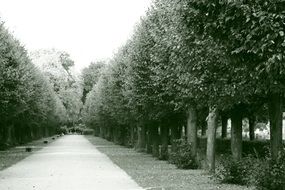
0, 21, 76, 148
82, 0, 284, 172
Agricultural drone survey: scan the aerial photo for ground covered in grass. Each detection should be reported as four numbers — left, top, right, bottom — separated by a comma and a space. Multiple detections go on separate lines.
0, 136, 59, 171
86, 135, 253, 190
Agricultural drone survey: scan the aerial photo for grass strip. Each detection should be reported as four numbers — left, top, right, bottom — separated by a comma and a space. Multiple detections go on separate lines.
86, 135, 253, 190
0, 135, 59, 171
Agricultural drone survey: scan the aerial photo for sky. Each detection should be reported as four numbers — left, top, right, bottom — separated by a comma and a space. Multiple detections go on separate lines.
0, 0, 152, 72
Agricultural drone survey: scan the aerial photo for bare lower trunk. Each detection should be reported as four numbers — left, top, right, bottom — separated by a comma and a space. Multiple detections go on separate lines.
120, 127, 126, 146
221, 115, 228, 139
109, 126, 113, 141
187, 106, 198, 157
0, 124, 4, 144
44, 126, 49, 137
248, 116, 255, 141
136, 123, 146, 152
146, 126, 152, 153
231, 108, 243, 161
5, 124, 14, 144
99, 126, 104, 138
201, 121, 207, 137
206, 107, 219, 173
269, 93, 283, 160
160, 125, 169, 160
130, 126, 135, 147
106, 126, 112, 141
94, 126, 100, 136
171, 125, 180, 141
170, 125, 180, 151
113, 127, 118, 143
151, 126, 159, 158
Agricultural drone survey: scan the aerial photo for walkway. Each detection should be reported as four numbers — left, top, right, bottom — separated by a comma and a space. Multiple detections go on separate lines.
0, 135, 143, 190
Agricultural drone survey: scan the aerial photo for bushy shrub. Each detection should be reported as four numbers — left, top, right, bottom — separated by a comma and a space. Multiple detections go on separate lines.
70, 126, 83, 134
58, 126, 69, 134
255, 150, 285, 190
82, 128, 94, 135
198, 138, 271, 158
214, 154, 259, 185
0, 143, 10, 151
169, 139, 199, 169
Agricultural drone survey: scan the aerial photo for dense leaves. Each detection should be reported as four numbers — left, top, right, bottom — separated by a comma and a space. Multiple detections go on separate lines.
255, 149, 285, 190
81, 61, 105, 103
0, 21, 67, 146
30, 49, 82, 127
82, 0, 285, 178
169, 139, 199, 169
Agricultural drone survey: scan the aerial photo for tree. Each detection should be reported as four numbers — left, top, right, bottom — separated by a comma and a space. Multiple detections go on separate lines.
81, 61, 106, 103
30, 49, 82, 127
185, 0, 285, 160
60, 52, 74, 72
207, 107, 219, 172
0, 21, 65, 146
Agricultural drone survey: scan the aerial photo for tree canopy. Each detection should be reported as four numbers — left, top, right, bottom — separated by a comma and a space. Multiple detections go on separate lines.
0, 21, 67, 145
82, 0, 285, 163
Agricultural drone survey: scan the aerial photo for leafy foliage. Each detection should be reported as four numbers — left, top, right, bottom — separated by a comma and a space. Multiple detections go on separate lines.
169, 139, 199, 169
0, 21, 66, 145
255, 149, 285, 190
30, 49, 82, 127
214, 155, 258, 185
81, 61, 106, 103
81, 1, 285, 186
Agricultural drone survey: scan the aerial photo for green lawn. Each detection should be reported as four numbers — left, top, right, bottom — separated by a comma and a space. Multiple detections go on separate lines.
86, 135, 253, 190
0, 136, 58, 171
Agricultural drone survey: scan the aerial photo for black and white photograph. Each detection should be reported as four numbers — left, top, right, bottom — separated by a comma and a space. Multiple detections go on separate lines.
0, 0, 285, 189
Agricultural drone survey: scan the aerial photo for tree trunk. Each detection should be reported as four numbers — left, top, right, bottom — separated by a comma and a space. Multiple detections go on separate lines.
30, 125, 35, 140
5, 124, 16, 145
221, 115, 228, 139
248, 116, 255, 141
44, 126, 49, 137
113, 127, 117, 142
107, 126, 112, 141
187, 106, 198, 157
0, 124, 4, 144
136, 124, 146, 152
14, 123, 20, 144
109, 126, 114, 141
171, 125, 180, 141
206, 107, 219, 173
94, 126, 99, 136
25, 124, 31, 143
231, 108, 243, 161
103, 125, 106, 139
170, 125, 180, 151
160, 125, 169, 160
151, 125, 159, 158
201, 121, 207, 137
269, 93, 283, 160
113, 126, 121, 144
146, 126, 152, 153
130, 126, 135, 147
99, 126, 104, 138
178, 125, 183, 137
134, 126, 138, 143
120, 127, 125, 145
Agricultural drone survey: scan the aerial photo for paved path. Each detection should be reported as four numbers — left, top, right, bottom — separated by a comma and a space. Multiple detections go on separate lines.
0, 135, 143, 190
